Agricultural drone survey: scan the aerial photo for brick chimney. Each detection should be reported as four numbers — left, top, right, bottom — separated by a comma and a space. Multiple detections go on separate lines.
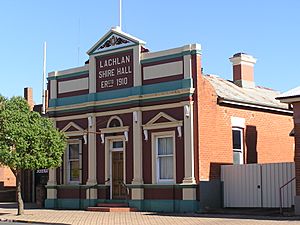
229, 53, 257, 88
24, 87, 34, 111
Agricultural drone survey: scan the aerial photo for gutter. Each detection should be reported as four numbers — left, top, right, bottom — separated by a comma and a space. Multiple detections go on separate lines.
218, 98, 293, 115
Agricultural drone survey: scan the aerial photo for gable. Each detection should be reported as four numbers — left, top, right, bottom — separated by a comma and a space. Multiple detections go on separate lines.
143, 112, 183, 130
146, 112, 177, 125
61, 122, 84, 133
87, 27, 145, 55
91, 33, 135, 54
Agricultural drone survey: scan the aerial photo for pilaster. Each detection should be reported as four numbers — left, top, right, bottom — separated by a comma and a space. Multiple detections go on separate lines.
86, 114, 97, 199
183, 102, 196, 184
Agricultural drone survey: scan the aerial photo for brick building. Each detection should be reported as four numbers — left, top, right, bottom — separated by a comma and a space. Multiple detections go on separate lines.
277, 86, 300, 214
45, 27, 294, 212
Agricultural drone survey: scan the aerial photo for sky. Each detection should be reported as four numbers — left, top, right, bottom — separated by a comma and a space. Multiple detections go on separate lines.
0, 0, 299, 104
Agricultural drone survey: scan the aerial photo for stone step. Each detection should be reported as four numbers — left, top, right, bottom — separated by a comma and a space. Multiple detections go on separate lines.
87, 206, 138, 212
97, 203, 128, 207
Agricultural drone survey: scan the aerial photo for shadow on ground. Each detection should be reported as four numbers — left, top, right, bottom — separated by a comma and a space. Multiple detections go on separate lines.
0, 202, 39, 209
144, 208, 300, 221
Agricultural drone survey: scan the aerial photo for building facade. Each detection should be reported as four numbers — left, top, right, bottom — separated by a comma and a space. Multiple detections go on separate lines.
45, 27, 294, 212
277, 86, 300, 214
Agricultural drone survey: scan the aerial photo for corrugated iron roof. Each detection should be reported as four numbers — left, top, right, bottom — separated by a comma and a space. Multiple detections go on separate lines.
277, 86, 300, 99
204, 75, 289, 110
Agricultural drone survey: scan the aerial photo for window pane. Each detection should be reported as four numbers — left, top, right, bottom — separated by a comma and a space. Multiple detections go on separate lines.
159, 156, 173, 179
70, 161, 80, 181
233, 151, 242, 165
232, 130, 241, 149
69, 144, 79, 160
109, 119, 121, 127
158, 137, 173, 155
113, 141, 123, 148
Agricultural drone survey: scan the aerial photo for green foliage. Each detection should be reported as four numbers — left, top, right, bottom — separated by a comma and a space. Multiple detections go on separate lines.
0, 96, 66, 171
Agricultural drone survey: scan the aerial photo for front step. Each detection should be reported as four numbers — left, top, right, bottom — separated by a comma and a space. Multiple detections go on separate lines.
87, 202, 138, 212
87, 206, 138, 212
97, 203, 128, 207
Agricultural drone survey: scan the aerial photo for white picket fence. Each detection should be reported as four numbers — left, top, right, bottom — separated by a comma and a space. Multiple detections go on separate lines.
221, 162, 295, 208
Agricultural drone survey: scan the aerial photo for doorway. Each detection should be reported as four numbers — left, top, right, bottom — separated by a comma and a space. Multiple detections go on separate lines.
110, 140, 126, 199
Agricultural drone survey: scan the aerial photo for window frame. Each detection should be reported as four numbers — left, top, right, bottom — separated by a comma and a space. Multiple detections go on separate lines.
232, 127, 244, 165
152, 131, 176, 184
66, 139, 82, 184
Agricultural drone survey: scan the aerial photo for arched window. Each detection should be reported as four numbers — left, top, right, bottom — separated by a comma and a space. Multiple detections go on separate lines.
109, 119, 121, 127
107, 116, 123, 128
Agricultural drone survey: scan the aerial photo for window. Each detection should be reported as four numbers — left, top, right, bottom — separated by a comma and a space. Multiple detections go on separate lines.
112, 140, 123, 149
67, 141, 81, 183
109, 119, 121, 127
156, 136, 174, 182
232, 128, 244, 164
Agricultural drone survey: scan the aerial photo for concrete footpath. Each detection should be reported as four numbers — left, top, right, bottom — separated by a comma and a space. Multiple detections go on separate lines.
0, 206, 300, 225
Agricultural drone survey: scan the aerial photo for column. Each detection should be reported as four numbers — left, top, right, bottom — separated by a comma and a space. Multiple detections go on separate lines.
86, 114, 97, 199
89, 56, 96, 93
133, 46, 142, 86
47, 168, 57, 200
131, 110, 144, 200
182, 102, 197, 200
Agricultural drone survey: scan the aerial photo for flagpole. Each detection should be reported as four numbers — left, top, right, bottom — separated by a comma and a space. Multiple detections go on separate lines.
119, 0, 122, 29
42, 42, 47, 114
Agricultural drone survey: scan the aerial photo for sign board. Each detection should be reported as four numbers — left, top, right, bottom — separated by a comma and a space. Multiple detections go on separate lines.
36, 169, 49, 174
96, 50, 133, 92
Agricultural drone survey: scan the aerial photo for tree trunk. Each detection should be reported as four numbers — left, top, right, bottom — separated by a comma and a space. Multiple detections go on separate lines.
16, 170, 24, 215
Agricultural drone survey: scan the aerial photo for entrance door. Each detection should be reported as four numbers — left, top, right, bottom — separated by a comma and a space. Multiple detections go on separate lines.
111, 140, 126, 199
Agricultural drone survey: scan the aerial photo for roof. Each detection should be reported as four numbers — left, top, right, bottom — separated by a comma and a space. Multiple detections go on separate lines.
277, 86, 300, 99
204, 75, 290, 111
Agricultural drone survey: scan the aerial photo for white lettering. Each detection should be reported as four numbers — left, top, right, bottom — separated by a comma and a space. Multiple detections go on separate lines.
98, 69, 115, 79
98, 55, 131, 69
101, 80, 114, 89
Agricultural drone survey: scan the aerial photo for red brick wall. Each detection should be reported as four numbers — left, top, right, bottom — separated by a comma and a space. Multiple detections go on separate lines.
0, 167, 16, 187
197, 76, 294, 180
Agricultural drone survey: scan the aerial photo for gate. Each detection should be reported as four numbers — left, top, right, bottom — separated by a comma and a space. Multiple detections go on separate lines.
221, 162, 295, 208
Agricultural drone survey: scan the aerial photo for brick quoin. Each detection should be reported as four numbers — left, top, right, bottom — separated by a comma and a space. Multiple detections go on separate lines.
197, 76, 294, 180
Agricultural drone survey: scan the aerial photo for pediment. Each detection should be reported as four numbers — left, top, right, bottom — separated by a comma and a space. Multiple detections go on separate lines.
87, 27, 146, 55
146, 112, 177, 126
61, 122, 84, 133
143, 112, 183, 130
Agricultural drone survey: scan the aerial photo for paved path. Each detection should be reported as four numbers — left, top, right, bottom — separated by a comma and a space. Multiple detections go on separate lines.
0, 208, 300, 225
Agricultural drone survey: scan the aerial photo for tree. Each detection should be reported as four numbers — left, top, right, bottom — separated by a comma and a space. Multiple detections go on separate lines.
0, 96, 66, 215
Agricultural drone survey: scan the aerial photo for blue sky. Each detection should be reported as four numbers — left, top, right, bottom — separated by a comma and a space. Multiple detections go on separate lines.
0, 0, 299, 103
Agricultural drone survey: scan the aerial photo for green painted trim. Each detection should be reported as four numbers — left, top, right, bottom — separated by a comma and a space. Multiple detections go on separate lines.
48, 93, 191, 116
49, 78, 193, 108
45, 198, 199, 212
47, 70, 89, 81
130, 200, 200, 213
141, 49, 202, 64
